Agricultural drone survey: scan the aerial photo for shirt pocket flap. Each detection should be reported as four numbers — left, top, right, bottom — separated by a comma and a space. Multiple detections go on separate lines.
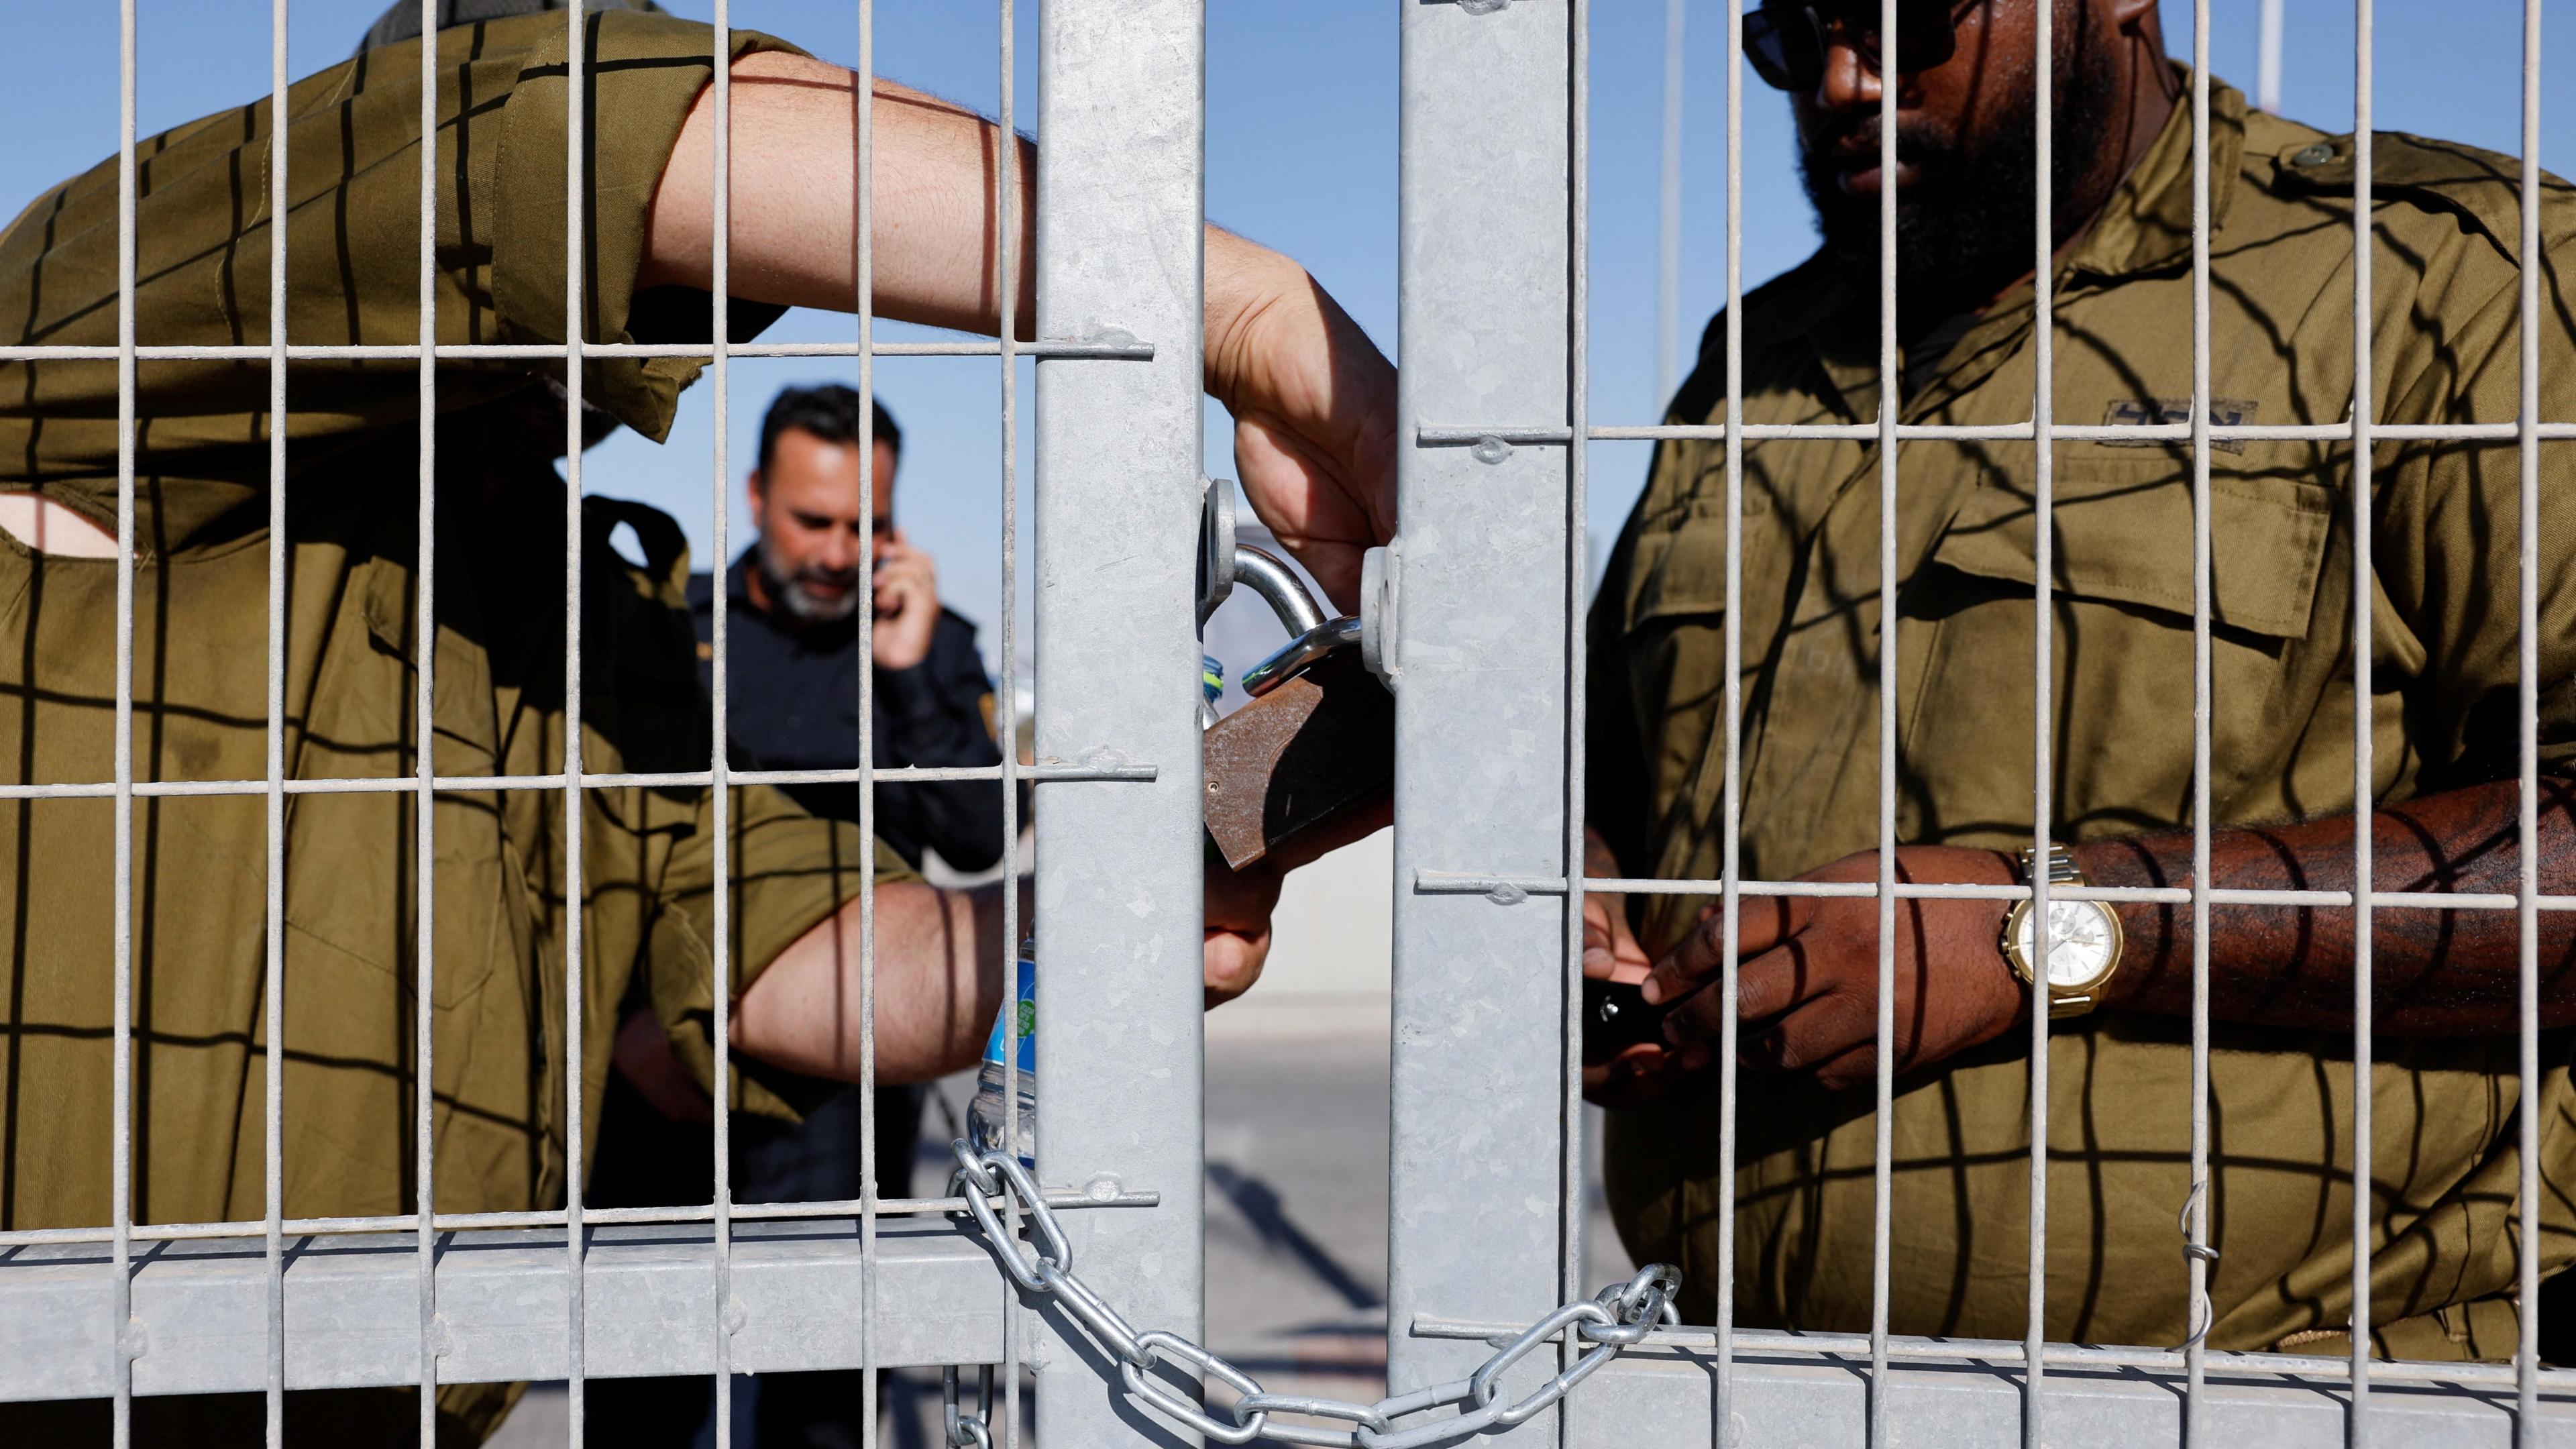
1622, 496, 1731, 630
1928, 465, 2334, 639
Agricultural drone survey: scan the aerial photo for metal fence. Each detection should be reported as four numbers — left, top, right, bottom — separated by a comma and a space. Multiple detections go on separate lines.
1395, 1, 2576, 1447
2, 1, 2574, 1448
0, 0, 1195, 1445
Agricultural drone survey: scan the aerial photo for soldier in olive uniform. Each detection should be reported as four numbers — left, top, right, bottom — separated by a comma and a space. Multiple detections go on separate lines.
0, 2, 1395, 1441
1585, 0, 2576, 1362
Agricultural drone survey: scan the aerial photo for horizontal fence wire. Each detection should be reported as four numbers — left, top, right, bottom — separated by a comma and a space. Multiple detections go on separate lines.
0, 1190, 1160, 1250
1411, 1318, 2576, 1392
1419, 873, 2576, 913
0, 763, 1150, 800
0, 341, 1148, 361
1420, 422, 2576, 443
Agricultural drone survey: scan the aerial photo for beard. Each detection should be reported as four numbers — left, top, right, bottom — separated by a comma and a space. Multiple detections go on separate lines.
755, 533, 863, 625
1797, 23, 2124, 333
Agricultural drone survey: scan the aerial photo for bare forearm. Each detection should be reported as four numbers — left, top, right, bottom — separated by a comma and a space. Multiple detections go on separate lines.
731, 878, 1030, 1085
640, 54, 1035, 337
2082, 778, 2576, 1034
640, 52, 1311, 383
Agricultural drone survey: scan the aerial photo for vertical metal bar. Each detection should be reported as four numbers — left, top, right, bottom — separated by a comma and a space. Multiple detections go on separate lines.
2348, 0, 2376, 1439
1868, 0, 1898, 1439
1389, 0, 1568, 1436
996, 1, 1024, 1440
708, 6, 737, 1444
2024, 0, 2056, 1438
2257, 0, 2285, 115
855, 3, 881, 1445
1022, 0, 1207, 1442
1654, 0, 1684, 408
2514, 1, 2543, 1440
111, 1, 140, 1442
1031, 0, 1208, 1440
263, 3, 292, 1444
2184, 5, 2216, 1442
1713, 0, 1746, 1433
1560, 0, 1592, 1418
561, 2, 590, 1440
415, 1, 444, 1440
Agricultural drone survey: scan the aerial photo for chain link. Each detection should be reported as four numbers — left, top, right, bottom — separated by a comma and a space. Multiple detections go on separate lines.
946, 1141, 1680, 1449
945, 1362, 996, 1449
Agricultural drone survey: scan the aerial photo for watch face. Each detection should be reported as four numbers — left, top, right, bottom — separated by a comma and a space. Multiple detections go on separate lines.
2016, 900, 2116, 987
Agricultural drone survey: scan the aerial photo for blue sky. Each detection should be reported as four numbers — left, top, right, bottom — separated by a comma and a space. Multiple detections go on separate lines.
3, 2, 2569, 681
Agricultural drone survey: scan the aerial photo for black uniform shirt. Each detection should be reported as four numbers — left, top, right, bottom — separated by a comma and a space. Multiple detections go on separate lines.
690, 555, 1006, 871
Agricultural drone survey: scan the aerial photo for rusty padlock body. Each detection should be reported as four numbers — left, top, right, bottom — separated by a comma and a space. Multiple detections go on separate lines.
1198, 522, 1393, 870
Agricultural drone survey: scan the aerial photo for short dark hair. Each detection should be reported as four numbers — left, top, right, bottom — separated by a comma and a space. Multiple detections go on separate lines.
755, 384, 902, 476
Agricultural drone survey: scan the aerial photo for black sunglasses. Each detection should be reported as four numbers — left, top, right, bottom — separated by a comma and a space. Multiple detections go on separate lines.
1741, 0, 1972, 93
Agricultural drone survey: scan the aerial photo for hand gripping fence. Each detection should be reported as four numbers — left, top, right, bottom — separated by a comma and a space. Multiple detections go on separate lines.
947, 1142, 1681, 1449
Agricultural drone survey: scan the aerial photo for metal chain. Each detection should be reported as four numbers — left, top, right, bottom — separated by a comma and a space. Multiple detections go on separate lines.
945, 1362, 997, 1449
948, 1141, 1680, 1449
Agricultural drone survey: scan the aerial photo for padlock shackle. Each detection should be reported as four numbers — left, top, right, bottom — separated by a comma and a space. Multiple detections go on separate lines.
1240, 615, 1362, 698
1230, 543, 1327, 640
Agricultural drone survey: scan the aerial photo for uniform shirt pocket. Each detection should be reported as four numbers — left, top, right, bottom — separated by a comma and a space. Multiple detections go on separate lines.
1623, 494, 1733, 633
1927, 460, 2334, 640
1905, 460, 2338, 837
1615, 495, 1739, 853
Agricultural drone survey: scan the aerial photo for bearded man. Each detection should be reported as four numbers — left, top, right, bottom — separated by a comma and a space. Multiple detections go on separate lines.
1583, 0, 2576, 1362
705, 384, 1005, 875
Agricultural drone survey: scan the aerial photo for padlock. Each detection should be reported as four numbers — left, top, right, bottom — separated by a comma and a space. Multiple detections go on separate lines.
1197, 479, 1395, 871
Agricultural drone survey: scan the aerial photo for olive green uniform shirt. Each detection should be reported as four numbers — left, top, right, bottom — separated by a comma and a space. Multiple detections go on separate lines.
1591, 77, 2576, 1361
0, 15, 910, 1435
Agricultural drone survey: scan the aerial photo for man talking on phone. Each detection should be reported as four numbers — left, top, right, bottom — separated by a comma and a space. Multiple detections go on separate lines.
595, 385, 1006, 1448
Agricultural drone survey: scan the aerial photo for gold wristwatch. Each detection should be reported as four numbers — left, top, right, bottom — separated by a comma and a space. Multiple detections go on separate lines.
1998, 845, 2123, 1019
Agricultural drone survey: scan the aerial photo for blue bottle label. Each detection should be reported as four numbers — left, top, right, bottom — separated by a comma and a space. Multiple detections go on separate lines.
981, 955, 1036, 1071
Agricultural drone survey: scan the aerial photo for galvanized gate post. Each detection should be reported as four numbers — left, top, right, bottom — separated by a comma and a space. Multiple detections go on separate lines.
1032, 1, 1210, 1446
1389, 0, 1575, 1437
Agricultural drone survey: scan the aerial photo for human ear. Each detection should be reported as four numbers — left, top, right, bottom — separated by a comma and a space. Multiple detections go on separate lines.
2101, 0, 2159, 34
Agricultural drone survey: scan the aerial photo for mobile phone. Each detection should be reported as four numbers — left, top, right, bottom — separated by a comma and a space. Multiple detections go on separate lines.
1582, 977, 1670, 1065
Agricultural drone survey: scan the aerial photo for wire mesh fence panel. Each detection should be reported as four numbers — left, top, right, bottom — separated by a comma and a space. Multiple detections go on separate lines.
0, 3, 1195, 1448
7, 2, 2576, 1448
1395, 3, 2576, 1448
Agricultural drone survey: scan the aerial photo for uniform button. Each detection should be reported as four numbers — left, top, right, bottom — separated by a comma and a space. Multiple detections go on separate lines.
2292, 143, 2336, 167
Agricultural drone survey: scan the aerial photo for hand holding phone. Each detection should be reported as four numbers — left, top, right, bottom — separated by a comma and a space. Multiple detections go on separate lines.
1582, 975, 1670, 1065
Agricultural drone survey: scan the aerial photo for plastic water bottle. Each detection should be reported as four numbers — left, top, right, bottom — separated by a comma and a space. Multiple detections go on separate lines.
968, 945, 1037, 1165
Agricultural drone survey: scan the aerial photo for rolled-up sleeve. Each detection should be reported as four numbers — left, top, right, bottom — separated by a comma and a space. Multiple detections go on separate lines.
0, 11, 799, 548
647, 782, 919, 1120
